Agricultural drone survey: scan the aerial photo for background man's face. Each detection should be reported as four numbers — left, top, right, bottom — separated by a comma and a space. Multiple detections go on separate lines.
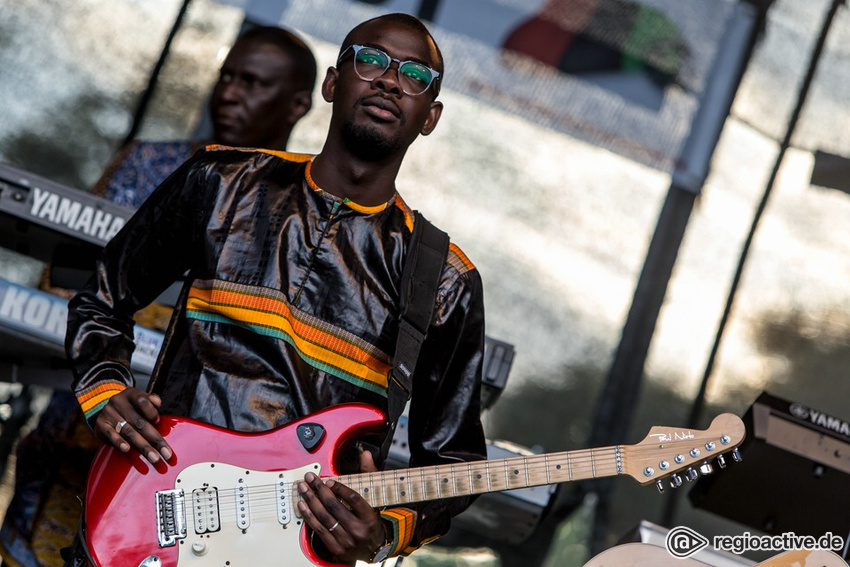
210, 39, 299, 148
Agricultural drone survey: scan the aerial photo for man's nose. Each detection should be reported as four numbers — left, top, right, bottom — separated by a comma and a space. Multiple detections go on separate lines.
372, 63, 403, 96
217, 80, 243, 103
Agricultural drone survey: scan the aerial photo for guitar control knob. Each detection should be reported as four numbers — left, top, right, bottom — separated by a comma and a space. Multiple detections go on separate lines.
669, 474, 683, 489
656, 479, 665, 493
699, 462, 713, 475
192, 541, 208, 556
716, 454, 727, 468
731, 448, 743, 462
685, 468, 699, 482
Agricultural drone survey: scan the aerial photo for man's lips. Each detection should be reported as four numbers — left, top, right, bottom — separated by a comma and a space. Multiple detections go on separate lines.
360, 96, 400, 121
214, 112, 242, 128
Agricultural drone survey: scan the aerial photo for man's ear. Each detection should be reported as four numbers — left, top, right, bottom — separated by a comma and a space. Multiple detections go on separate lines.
321, 67, 339, 103
287, 90, 313, 123
420, 100, 443, 136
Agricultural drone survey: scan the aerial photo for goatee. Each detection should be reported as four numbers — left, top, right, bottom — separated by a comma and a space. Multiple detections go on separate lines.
342, 118, 402, 161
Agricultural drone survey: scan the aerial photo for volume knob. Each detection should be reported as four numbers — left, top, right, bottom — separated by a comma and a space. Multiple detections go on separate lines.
192, 541, 208, 556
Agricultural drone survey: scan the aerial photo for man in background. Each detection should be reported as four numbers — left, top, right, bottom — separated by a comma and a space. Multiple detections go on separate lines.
93, 25, 316, 208
0, 25, 316, 567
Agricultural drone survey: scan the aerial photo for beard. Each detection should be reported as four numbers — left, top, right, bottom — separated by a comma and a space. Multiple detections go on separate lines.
341, 116, 403, 161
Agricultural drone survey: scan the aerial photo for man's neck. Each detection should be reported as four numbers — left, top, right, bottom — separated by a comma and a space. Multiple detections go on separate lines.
310, 143, 405, 207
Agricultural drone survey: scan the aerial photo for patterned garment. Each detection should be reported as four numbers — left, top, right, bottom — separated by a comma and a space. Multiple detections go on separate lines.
67, 147, 487, 558
90, 140, 205, 207
0, 140, 201, 567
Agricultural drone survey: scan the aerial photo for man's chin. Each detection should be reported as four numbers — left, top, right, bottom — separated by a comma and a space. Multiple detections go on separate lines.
342, 121, 401, 161
212, 127, 244, 147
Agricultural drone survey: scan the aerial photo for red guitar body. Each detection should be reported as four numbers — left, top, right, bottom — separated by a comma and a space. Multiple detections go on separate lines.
83, 403, 386, 567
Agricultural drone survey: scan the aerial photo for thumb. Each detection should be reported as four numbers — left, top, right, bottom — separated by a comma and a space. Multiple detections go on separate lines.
359, 445, 378, 473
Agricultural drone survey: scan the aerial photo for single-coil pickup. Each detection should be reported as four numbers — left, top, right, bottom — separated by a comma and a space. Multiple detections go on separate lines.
192, 486, 220, 534
236, 478, 250, 530
155, 489, 186, 547
276, 478, 290, 525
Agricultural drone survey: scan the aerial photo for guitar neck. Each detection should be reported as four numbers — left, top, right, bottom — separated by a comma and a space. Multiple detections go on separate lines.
327, 446, 622, 508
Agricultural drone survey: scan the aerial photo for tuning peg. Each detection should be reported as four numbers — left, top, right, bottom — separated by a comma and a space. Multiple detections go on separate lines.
716, 454, 727, 468
699, 461, 713, 475
656, 479, 665, 493
685, 468, 699, 482
731, 448, 742, 462
669, 474, 683, 489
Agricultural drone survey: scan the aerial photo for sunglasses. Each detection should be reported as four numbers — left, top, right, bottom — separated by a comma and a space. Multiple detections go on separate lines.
337, 44, 440, 96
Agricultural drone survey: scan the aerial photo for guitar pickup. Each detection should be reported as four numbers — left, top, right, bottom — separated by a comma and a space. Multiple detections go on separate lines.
155, 489, 187, 547
192, 486, 221, 534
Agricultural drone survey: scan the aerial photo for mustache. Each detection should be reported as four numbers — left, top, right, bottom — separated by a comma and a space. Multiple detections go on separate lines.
357, 94, 402, 119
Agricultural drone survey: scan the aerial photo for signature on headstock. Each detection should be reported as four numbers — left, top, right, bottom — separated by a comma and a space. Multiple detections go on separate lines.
649, 430, 695, 442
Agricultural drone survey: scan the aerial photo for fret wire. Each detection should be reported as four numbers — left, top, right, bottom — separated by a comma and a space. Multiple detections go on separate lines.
503, 459, 509, 488
568, 452, 573, 481
523, 456, 529, 487
420, 467, 426, 501
591, 449, 596, 478
380, 470, 386, 507
486, 460, 491, 492
545, 455, 550, 484
450, 463, 456, 496
467, 463, 472, 494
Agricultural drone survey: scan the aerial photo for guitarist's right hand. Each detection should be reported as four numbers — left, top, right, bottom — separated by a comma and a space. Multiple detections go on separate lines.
93, 388, 173, 465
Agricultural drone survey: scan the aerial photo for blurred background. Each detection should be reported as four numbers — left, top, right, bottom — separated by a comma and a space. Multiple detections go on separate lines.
1, 0, 850, 565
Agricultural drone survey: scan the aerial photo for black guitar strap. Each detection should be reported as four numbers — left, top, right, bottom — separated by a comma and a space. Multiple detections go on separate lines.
380, 211, 449, 460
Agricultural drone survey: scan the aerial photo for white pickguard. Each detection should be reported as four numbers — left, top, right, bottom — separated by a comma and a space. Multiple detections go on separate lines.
173, 461, 321, 566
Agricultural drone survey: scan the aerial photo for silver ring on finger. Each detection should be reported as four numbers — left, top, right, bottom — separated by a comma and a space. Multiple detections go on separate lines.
115, 420, 128, 434
328, 521, 340, 533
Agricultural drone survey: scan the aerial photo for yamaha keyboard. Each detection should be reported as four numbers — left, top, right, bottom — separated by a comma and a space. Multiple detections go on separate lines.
0, 163, 160, 388
0, 162, 133, 267
690, 392, 850, 549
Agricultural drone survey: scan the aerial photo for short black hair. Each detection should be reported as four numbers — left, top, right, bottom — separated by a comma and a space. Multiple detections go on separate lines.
236, 26, 318, 92
339, 13, 444, 96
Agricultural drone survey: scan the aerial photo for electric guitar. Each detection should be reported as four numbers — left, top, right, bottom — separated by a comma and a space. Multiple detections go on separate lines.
582, 543, 848, 567
83, 403, 745, 567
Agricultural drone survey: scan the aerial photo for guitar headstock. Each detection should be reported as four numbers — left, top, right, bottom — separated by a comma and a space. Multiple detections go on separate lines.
622, 413, 746, 492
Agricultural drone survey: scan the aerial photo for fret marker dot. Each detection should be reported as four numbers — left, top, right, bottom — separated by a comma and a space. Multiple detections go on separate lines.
556, 465, 561, 469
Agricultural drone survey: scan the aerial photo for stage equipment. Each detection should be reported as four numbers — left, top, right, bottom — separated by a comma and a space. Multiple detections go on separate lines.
481, 336, 514, 410
690, 392, 850, 549
0, 163, 132, 287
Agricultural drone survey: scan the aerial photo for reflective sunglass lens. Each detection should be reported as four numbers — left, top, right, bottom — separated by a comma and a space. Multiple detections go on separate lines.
354, 48, 389, 76
399, 63, 432, 94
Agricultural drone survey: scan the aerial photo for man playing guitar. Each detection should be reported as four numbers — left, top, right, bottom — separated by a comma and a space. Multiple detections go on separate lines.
65, 12, 487, 566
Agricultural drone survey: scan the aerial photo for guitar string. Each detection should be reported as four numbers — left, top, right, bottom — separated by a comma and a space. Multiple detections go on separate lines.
174, 436, 735, 502
178, 440, 735, 516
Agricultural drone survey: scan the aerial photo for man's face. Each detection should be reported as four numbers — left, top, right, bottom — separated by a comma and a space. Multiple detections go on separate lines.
323, 20, 443, 161
210, 39, 303, 148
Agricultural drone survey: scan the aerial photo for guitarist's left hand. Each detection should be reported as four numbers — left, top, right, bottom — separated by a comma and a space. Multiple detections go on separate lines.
297, 449, 390, 563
